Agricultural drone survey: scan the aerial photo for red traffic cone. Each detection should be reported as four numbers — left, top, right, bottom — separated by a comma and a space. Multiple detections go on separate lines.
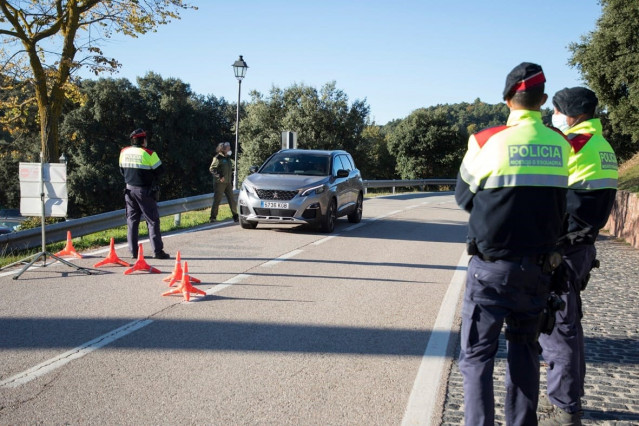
163, 251, 201, 287
124, 244, 161, 275
54, 230, 83, 258
163, 251, 183, 287
94, 238, 131, 267
161, 261, 205, 301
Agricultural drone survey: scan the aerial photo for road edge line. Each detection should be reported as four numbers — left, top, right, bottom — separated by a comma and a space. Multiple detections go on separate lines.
401, 250, 469, 425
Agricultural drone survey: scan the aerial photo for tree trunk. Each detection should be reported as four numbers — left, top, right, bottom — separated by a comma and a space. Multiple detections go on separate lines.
38, 106, 60, 163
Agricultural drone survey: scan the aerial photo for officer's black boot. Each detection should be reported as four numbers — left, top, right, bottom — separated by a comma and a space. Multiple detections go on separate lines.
538, 405, 582, 426
154, 250, 170, 260
233, 213, 239, 222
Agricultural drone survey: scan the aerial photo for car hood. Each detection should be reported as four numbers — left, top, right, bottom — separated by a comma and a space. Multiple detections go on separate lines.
245, 174, 328, 190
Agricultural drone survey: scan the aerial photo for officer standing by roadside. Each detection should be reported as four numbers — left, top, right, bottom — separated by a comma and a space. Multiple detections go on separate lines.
538, 88, 618, 425
455, 62, 571, 425
209, 142, 239, 223
119, 128, 170, 259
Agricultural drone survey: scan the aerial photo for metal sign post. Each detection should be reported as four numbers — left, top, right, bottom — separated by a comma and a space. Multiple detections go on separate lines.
0, 153, 92, 279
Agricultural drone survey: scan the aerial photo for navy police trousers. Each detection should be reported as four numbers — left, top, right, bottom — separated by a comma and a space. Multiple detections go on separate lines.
459, 255, 551, 426
539, 244, 596, 414
125, 185, 164, 256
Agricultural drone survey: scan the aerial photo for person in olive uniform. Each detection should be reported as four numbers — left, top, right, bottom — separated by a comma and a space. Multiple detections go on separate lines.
209, 142, 239, 223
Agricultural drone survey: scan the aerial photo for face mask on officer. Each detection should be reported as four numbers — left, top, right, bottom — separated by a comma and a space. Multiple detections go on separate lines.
227, 150, 232, 156
552, 112, 571, 133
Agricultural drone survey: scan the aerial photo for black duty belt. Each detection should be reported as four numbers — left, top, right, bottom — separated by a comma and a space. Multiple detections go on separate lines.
477, 252, 543, 265
126, 184, 151, 190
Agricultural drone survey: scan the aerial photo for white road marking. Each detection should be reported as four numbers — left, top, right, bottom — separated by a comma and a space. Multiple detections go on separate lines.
344, 223, 365, 232
0, 319, 154, 388
202, 273, 252, 297
312, 234, 339, 245
260, 249, 304, 267
401, 250, 469, 426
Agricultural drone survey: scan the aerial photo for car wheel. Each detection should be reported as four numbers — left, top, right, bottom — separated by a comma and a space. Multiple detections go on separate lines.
320, 199, 337, 233
239, 215, 258, 229
348, 193, 363, 223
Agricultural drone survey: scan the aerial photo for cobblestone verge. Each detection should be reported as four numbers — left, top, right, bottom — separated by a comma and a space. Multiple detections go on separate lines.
441, 235, 639, 425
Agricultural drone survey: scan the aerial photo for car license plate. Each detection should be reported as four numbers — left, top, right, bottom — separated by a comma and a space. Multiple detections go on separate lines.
262, 201, 289, 209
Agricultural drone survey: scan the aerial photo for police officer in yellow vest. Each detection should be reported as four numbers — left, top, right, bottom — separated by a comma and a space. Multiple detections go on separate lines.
455, 62, 571, 425
119, 128, 170, 259
538, 88, 618, 425
209, 142, 239, 223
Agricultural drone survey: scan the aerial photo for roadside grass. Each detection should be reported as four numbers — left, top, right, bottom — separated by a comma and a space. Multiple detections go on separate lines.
618, 151, 639, 193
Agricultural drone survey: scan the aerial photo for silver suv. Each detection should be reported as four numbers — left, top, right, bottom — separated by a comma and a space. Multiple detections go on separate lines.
238, 149, 364, 233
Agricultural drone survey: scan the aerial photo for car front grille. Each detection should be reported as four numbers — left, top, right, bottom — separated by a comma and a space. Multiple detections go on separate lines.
255, 189, 298, 200
254, 208, 296, 217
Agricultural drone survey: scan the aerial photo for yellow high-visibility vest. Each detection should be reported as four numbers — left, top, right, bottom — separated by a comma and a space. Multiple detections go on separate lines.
459, 110, 571, 192
119, 146, 162, 170
564, 119, 618, 190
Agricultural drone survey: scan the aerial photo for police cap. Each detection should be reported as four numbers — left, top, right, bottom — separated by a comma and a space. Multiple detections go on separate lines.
503, 62, 546, 100
552, 87, 598, 117
130, 128, 146, 139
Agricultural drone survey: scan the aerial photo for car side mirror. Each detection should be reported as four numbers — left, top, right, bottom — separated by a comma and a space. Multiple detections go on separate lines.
249, 165, 258, 174
336, 169, 349, 178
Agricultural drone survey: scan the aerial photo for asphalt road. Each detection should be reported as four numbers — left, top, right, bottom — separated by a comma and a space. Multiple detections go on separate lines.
0, 192, 469, 425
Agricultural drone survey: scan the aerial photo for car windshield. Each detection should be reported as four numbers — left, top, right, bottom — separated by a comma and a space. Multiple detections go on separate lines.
260, 153, 330, 176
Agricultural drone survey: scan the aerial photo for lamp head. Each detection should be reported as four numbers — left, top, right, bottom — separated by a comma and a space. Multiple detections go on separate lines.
232, 55, 249, 80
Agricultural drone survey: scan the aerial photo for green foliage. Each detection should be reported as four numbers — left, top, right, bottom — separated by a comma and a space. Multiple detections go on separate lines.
428, 98, 510, 139
238, 82, 370, 181
617, 151, 639, 193
136, 73, 233, 200
383, 98, 511, 180
61, 78, 143, 216
387, 108, 465, 179
358, 125, 396, 179
569, 0, 639, 156
18, 216, 63, 230
60, 73, 232, 217
0, 0, 194, 161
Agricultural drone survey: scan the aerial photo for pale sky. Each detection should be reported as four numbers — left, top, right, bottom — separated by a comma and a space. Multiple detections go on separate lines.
76, 1, 603, 124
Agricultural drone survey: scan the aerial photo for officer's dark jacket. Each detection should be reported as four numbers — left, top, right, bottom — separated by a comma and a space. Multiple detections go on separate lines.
563, 118, 618, 245
209, 153, 234, 184
119, 145, 165, 187
455, 110, 571, 258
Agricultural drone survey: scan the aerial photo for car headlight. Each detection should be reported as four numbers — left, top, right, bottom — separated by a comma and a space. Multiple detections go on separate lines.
242, 182, 256, 195
301, 184, 326, 197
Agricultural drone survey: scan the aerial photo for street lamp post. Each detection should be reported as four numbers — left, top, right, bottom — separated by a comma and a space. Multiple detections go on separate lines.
232, 55, 248, 190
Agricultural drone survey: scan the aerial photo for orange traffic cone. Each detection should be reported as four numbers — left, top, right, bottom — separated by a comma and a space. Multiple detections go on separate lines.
54, 230, 83, 258
161, 261, 205, 301
124, 244, 161, 275
94, 238, 131, 267
163, 251, 201, 287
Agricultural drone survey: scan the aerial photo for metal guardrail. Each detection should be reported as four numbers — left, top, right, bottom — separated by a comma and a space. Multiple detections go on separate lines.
363, 178, 455, 194
0, 179, 456, 253
0, 193, 216, 254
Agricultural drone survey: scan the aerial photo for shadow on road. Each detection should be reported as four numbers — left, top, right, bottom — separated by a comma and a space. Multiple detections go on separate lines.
1, 316, 452, 356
